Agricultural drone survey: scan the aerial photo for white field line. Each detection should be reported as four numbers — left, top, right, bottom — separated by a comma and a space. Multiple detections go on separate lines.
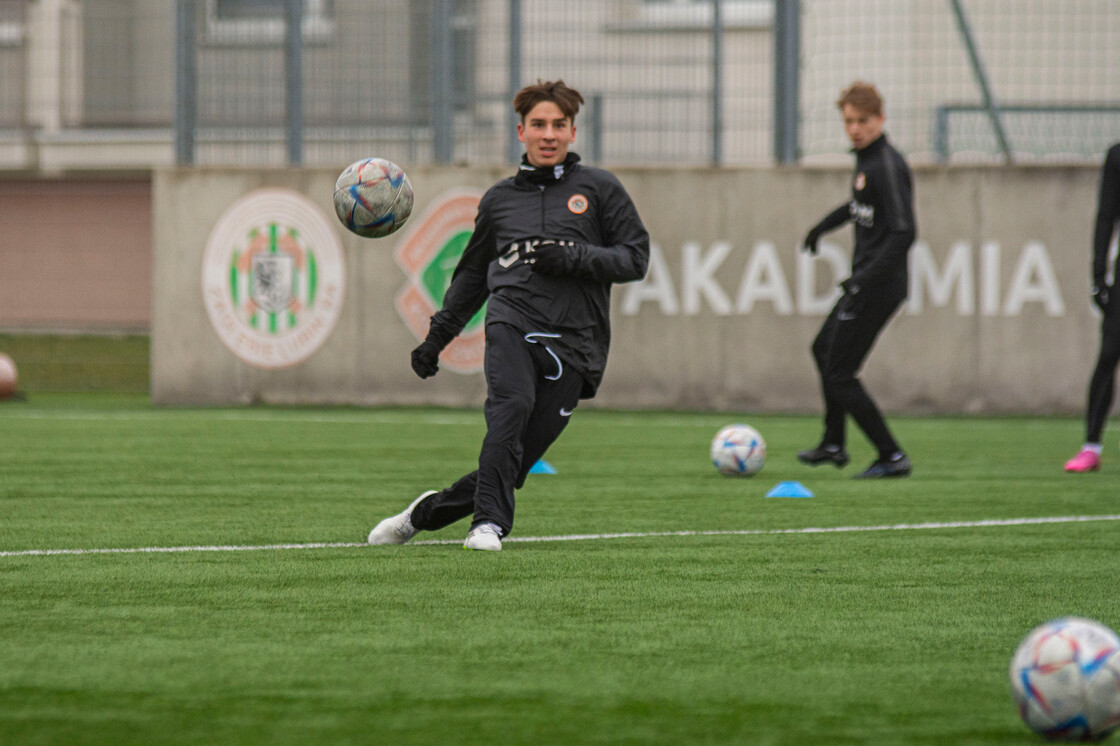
0, 409, 779, 429
2, 514, 1119, 558
0, 410, 483, 426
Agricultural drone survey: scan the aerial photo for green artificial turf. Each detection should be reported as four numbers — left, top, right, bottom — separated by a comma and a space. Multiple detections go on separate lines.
1, 394, 1116, 745
0, 335, 150, 393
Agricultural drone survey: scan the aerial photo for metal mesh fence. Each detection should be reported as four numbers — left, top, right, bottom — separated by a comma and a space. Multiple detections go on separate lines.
80, 0, 173, 128
184, 0, 755, 167
2, 0, 1118, 169
800, 0, 1120, 164
0, 2, 26, 129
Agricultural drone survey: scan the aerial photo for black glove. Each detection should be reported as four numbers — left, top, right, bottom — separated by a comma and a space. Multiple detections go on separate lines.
410, 340, 441, 379
1092, 282, 1111, 312
840, 278, 860, 296
803, 226, 824, 254
528, 240, 579, 276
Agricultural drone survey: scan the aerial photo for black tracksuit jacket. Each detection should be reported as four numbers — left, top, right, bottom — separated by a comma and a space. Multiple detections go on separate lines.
1092, 143, 1120, 289
815, 134, 917, 305
427, 154, 650, 398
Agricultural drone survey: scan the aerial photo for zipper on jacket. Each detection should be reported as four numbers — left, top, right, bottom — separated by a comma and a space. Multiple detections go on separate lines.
538, 185, 546, 234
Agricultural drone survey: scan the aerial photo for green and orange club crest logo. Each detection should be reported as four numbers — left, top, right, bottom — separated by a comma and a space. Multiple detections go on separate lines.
203, 188, 344, 369
395, 190, 486, 373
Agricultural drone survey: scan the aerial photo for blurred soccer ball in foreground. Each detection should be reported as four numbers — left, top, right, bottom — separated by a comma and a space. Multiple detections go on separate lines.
0, 352, 17, 398
710, 424, 766, 476
333, 157, 413, 238
1009, 616, 1120, 741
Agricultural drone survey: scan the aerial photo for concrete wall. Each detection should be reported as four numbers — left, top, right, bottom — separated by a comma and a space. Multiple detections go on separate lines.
152, 163, 1104, 414
0, 176, 151, 331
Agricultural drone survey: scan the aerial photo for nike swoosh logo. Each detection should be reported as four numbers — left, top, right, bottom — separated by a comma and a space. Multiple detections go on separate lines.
498, 251, 518, 268
559, 408, 574, 417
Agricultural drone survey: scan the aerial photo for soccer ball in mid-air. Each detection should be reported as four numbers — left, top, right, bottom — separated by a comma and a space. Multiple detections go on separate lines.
333, 157, 413, 238
1009, 616, 1120, 741
710, 424, 766, 476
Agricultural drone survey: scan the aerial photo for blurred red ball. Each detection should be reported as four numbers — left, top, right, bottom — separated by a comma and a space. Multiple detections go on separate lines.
0, 353, 18, 398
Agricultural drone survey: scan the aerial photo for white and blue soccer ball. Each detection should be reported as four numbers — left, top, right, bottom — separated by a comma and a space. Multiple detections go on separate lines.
1010, 616, 1120, 741
710, 424, 766, 477
333, 157, 413, 238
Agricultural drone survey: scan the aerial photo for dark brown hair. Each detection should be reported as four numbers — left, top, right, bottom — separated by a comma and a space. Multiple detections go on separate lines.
513, 80, 585, 123
836, 81, 884, 116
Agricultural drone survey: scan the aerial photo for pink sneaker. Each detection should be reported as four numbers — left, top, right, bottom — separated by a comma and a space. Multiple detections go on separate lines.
1064, 450, 1101, 473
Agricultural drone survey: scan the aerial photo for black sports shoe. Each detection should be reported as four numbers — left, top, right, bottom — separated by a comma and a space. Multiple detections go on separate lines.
797, 445, 850, 468
852, 453, 912, 479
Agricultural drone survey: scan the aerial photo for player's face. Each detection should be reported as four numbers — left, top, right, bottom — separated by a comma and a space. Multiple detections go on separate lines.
841, 104, 884, 150
518, 101, 576, 168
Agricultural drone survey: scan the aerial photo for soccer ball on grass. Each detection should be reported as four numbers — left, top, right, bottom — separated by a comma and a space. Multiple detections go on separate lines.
333, 157, 413, 238
710, 424, 766, 477
1009, 616, 1120, 741
0, 352, 16, 399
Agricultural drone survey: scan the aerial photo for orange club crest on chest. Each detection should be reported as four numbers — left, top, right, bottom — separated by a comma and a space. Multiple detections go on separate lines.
567, 194, 589, 214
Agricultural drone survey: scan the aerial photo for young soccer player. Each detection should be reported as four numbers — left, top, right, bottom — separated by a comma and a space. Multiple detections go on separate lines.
1064, 142, 1120, 473
797, 81, 916, 478
367, 80, 650, 550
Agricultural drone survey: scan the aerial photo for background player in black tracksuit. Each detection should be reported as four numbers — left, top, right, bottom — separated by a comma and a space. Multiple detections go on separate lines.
368, 80, 650, 550
1064, 142, 1120, 473
797, 81, 916, 479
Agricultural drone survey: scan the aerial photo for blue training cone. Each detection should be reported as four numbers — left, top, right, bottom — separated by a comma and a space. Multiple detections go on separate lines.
766, 481, 813, 498
529, 459, 557, 475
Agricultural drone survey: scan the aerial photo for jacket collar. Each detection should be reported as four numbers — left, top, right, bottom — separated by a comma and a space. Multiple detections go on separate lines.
516, 152, 581, 186
853, 134, 888, 159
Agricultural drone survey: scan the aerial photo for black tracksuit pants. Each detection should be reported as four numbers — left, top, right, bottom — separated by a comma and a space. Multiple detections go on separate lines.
410, 322, 584, 538
811, 294, 903, 458
1085, 299, 1120, 443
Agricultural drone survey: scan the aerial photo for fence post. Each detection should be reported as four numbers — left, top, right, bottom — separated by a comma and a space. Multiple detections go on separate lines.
431, 0, 454, 164
285, 0, 304, 165
589, 93, 603, 163
711, 0, 723, 166
933, 105, 950, 164
174, 0, 196, 166
773, 0, 799, 164
949, 0, 1011, 164
506, 0, 522, 164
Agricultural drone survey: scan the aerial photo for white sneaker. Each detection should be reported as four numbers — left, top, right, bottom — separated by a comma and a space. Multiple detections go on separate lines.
463, 522, 503, 552
367, 491, 436, 545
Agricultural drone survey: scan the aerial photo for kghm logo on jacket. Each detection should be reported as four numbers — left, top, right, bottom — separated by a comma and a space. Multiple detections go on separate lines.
202, 188, 344, 369
394, 190, 486, 373
849, 199, 875, 228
